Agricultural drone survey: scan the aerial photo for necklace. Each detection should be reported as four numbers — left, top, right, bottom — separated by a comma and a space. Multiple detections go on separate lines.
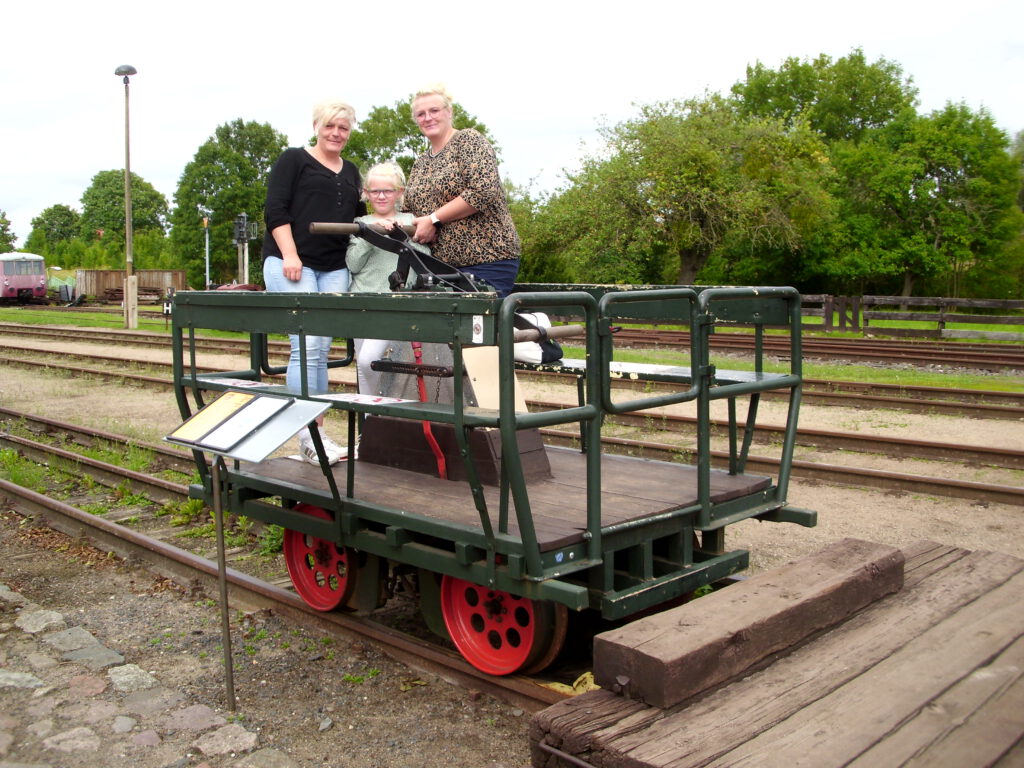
308, 145, 342, 172
428, 130, 456, 158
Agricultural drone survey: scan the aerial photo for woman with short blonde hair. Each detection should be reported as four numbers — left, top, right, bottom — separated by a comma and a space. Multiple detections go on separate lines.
312, 100, 357, 132
262, 98, 365, 464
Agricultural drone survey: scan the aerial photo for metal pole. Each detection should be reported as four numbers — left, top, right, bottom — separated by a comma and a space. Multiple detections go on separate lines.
122, 71, 138, 329
211, 458, 236, 710
203, 217, 210, 289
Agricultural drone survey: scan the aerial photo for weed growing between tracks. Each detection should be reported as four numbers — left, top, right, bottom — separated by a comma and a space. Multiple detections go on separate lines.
0, 448, 48, 488
0, 435, 273, 559
77, 439, 154, 472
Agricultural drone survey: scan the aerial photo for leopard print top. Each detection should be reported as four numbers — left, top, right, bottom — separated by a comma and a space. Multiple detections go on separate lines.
406, 129, 520, 268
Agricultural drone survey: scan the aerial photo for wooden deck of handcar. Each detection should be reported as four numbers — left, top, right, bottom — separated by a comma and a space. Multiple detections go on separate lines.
530, 539, 1024, 767
244, 446, 771, 552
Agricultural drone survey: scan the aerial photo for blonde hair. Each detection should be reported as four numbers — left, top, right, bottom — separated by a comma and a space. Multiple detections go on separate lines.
363, 161, 407, 210
410, 83, 453, 112
312, 99, 356, 130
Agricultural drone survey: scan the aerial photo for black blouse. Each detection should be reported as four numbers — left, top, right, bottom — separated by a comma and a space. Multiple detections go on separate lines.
262, 147, 365, 271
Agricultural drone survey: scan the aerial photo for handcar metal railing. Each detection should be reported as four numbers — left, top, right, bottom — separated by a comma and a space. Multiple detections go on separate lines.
170, 282, 813, 616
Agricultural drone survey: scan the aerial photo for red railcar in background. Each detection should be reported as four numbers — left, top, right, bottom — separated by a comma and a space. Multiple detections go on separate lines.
0, 253, 46, 302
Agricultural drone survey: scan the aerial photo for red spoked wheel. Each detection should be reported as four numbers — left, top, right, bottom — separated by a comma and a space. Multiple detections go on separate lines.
439, 575, 567, 676
283, 504, 355, 611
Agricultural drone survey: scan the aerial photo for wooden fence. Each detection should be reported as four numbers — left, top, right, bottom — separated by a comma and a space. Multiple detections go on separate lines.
859, 296, 1024, 341
801, 295, 861, 331
74, 269, 187, 302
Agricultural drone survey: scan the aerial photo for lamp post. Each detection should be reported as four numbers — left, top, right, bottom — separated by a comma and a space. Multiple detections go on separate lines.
114, 64, 138, 329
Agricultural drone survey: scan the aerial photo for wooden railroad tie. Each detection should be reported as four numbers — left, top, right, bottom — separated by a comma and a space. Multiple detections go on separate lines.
592, 537, 905, 709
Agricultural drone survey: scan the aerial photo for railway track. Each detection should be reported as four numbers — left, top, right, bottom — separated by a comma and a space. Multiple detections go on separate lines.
7, 319, 1024, 371
0, 424, 564, 712
1, 404, 1021, 718
6, 346, 1024, 489
609, 327, 1024, 370
6, 313, 1023, 370
2, 323, 1022, 418
3, 348, 1022, 505
1, 322, 1022, 505
1, 344, 1021, 711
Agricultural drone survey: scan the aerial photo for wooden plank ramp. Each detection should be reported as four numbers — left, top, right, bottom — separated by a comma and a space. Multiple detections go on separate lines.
530, 539, 1024, 767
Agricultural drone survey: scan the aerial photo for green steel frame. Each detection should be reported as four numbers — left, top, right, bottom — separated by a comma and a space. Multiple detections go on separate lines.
170, 285, 815, 620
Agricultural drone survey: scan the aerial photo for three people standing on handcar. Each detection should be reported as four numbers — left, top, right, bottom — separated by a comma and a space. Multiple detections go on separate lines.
261, 87, 520, 464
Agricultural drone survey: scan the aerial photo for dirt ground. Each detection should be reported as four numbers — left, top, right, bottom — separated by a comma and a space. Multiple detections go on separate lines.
0, 512, 531, 768
1, 344, 1022, 768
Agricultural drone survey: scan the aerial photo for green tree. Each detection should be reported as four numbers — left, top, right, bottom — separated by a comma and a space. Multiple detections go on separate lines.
79, 170, 169, 246
0, 210, 15, 252
732, 48, 917, 143
345, 98, 498, 178
46, 237, 111, 270
506, 182, 574, 284
826, 103, 1021, 296
528, 96, 834, 285
170, 119, 288, 287
24, 204, 81, 254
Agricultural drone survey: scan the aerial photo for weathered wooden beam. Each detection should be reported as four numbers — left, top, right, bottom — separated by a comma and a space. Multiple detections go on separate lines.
591, 537, 905, 709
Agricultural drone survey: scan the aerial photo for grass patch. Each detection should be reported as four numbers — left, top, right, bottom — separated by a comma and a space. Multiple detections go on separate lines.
177, 522, 216, 539
166, 498, 206, 526
0, 449, 48, 490
257, 524, 284, 555
77, 439, 154, 473
0, 306, 248, 340
110, 479, 149, 506
0, 307, 173, 332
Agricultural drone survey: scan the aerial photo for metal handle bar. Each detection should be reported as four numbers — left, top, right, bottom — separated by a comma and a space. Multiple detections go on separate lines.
309, 222, 415, 236
512, 324, 585, 343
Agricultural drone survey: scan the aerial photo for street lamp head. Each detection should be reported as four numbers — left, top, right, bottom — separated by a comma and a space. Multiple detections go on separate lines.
114, 64, 137, 80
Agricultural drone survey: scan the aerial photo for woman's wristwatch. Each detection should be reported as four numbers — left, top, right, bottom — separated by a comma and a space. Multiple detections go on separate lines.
429, 212, 441, 226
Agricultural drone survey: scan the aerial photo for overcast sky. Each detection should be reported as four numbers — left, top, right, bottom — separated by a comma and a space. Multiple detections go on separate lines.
2, 0, 1021, 248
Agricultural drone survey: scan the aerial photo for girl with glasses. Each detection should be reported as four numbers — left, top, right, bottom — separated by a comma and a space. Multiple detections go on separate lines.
347, 162, 431, 395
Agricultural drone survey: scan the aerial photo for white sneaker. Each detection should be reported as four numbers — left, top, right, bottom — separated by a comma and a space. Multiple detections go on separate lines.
320, 435, 349, 463
299, 430, 348, 465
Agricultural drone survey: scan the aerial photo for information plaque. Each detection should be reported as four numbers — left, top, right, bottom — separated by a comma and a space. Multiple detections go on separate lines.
166, 391, 330, 464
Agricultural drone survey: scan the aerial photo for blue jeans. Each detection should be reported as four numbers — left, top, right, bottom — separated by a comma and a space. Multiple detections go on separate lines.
464, 259, 519, 297
263, 257, 350, 395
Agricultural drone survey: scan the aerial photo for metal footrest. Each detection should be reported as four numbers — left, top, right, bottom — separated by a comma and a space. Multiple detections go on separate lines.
369, 360, 453, 377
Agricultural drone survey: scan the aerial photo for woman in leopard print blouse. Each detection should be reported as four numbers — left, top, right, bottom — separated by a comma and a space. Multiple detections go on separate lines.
405, 84, 520, 296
